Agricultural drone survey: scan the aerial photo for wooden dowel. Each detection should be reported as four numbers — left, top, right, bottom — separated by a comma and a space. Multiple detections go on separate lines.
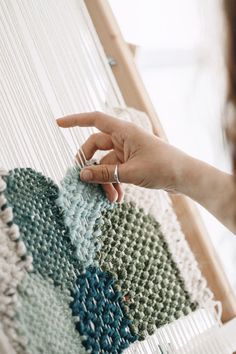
85, 0, 236, 322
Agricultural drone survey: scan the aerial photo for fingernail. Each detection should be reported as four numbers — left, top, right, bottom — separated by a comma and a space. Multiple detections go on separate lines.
80, 169, 93, 181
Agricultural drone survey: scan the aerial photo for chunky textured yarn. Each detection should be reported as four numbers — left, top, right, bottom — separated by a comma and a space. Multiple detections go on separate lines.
3, 168, 138, 353
71, 267, 137, 353
0, 323, 16, 354
17, 272, 86, 354
2, 167, 200, 353
0, 171, 32, 354
4, 168, 81, 291
56, 168, 197, 339
97, 203, 197, 338
57, 167, 111, 268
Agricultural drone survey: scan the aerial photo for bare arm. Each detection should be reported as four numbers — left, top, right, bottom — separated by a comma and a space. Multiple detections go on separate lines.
177, 155, 236, 233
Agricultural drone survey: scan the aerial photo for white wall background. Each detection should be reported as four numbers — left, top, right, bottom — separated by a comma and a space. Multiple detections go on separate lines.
108, 0, 236, 293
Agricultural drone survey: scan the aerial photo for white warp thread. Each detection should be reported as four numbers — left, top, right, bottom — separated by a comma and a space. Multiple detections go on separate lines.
0, 0, 124, 183
0, 0, 225, 351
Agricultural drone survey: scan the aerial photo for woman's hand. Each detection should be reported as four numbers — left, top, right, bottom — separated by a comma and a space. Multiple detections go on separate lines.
57, 111, 236, 233
57, 111, 187, 203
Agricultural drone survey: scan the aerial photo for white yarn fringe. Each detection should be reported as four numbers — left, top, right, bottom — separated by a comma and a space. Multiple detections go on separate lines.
0, 170, 32, 354
114, 107, 215, 309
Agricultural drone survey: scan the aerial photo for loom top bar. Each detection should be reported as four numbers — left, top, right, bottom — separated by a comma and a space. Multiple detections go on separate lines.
85, 0, 236, 322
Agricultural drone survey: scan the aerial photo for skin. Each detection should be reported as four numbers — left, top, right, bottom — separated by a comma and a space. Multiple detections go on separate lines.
57, 111, 236, 234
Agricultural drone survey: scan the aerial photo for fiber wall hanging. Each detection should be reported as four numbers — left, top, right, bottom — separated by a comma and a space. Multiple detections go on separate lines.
0, 0, 236, 353
0, 165, 222, 354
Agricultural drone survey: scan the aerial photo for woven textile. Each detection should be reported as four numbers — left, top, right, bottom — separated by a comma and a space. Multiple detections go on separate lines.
0, 171, 32, 354
71, 267, 137, 352
57, 167, 110, 268
115, 107, 213, 307
2, 167, 202, 353
4, 168, 81, 291
97, 205, 196, 338
17, 273, 86, 354
57, 168, 197, 336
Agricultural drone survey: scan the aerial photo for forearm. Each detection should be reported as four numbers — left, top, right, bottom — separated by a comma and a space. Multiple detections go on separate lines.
177, 155, 236, 234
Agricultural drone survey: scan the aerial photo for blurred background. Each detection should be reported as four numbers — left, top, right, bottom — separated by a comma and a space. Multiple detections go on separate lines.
108, 0, 236, 293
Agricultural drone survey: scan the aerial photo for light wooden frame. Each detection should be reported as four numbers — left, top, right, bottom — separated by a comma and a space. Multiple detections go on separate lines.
85, 0, 236, 323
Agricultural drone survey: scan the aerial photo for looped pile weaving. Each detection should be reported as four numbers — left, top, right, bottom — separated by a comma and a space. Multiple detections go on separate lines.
0, 166, 210, 353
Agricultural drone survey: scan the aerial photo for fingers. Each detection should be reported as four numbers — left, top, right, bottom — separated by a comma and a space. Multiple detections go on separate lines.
80, 164, 124, 202
102, 183, 118, 203
113, 183, 124, 203
57, 111, 123, 135
80, 164, 113, 183
99, 150, 119, 165
102, 182, 123, 203
99, 151, 124, 203
79, 132, 113, 161
80, 163, 125, 184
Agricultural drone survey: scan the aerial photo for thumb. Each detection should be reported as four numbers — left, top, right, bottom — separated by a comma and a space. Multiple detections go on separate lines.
80, 164, 124, 184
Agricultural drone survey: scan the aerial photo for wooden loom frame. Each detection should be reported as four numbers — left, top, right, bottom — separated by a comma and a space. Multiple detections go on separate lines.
85, 0, 236, 324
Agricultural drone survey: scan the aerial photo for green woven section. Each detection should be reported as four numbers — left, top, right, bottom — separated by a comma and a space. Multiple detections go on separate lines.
17, 273, 86, 354
97, 203, 197, 338
4, 168, 80, 291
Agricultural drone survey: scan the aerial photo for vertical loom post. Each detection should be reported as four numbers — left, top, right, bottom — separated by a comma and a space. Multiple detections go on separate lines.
85, 0, 236, 323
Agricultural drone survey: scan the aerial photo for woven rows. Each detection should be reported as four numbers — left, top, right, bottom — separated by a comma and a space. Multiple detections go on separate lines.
71, 267, 137, 353
0, 171, 32, 354
3, 168, 138, 353
4, 168, 81, 291
122, 184, 211, 307
17, 273, 86, 354
58, 168, 198, 338
57, 167, 110, 268
118, 107, 213, 308
97, 204, 197, 338
2, 167, 199, 353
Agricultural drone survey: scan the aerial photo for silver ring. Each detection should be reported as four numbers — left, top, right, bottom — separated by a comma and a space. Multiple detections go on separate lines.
113, 164, 120, 184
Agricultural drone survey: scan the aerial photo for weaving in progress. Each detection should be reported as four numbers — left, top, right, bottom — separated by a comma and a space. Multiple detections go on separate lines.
0, 166, 221, 354
0, 0, 236, 353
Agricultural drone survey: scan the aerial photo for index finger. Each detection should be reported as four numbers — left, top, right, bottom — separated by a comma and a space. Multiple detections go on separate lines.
56, 111, 123, 134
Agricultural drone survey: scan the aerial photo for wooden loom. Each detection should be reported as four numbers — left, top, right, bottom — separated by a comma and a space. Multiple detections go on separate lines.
0, 0, 236, 352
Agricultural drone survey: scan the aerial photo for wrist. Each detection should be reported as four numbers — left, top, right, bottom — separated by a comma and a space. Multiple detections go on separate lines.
176, 155, 201, 196
176, 156, 236, 232
165, 148, 194, 195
